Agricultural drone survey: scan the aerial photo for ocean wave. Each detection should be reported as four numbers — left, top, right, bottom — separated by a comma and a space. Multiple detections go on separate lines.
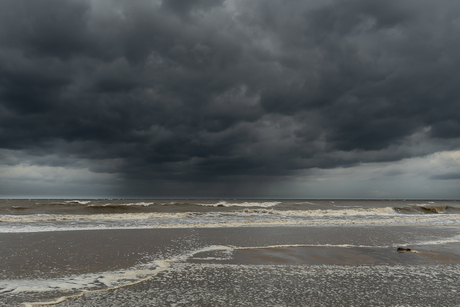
241, 207, 396, 216
196, 201, 281, 208
86, 202, 155, 208
0, 219, 459, 233
160, 202, 195, 206
1, 214, 460, 233
158, 201, 280, 208
65, 200, 91, 205
417, 205, 447, 213
27, 201, 93, 207
131, 216, 460, 229
393, 204, 458, 214
0, 207, 395, 223
0, 212, 189, 223
2, 207, 460, 234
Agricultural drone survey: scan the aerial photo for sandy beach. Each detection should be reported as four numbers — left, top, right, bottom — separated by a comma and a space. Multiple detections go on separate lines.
2, 225, 460, 306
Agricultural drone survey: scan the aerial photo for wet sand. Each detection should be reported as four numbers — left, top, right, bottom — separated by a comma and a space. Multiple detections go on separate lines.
57, 264, 460, 307
188, 245, 460, 265
2, 226, 460, 306
2, 225, 460, 279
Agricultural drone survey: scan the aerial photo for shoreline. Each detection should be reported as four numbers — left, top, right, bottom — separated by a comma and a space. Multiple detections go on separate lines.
2, 225, 460, 306
2, 225, 460, 278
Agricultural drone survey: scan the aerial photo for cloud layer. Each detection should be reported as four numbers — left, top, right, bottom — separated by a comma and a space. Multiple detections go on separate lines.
1, 0, 459, 196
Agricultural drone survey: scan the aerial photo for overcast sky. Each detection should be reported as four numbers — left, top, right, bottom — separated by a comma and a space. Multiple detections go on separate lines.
0, 0, 459, 198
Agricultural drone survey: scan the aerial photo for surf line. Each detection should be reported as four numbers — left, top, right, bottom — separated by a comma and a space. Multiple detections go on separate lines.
18, 237, 460, 306
16, 242, 388, 306
19, 245, 232, 307
21, 261, 171, 307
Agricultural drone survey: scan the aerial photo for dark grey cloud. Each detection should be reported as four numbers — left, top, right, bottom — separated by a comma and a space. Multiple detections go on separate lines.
1, 0, 460, 196
431, 173, 460, 180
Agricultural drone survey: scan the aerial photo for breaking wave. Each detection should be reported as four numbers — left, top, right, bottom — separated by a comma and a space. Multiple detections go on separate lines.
0, 207, 395, 223
0, 212, 189, 223
1, 202, 460, 233
86, 202, 155, 208
65, 200, 91, 205
196, 201, 281, 208
241, 207, 396, 216
393, 204, 459, 214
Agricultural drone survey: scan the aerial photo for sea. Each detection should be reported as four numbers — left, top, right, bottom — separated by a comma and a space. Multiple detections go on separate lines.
1, 199, 460, 306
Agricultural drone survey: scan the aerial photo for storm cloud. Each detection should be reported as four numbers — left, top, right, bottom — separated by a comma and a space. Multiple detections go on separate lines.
1, 0, 459, 197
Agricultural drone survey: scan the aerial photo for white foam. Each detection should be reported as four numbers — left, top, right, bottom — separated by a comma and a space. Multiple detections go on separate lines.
197, 201, 281, 208
87, 202, 154, 207
1, 210, 460, 233
146, 216, 460, 228
14, 245, 233, 306
0, 212, 188, 223
0, 208, 396, 224
234, 243, 385, 249
0, 243, 360, 297
8, 260, 173, 307
9, 238, 460, 306
64, 200, 91, 205
407, 235, 460, 246
1, 263, 166, 295
242, 207, 397, 216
